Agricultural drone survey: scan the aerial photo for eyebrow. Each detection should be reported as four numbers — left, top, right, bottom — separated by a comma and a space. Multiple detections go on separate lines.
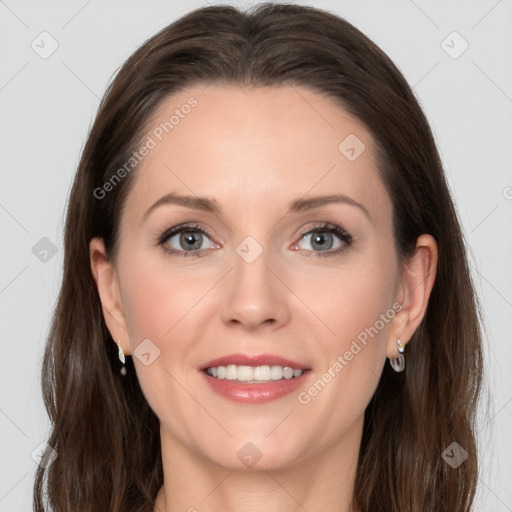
142, 192, 371, 222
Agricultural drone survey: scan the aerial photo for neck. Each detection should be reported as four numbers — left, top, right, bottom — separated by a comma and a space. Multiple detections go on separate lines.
154, 416, 363, 512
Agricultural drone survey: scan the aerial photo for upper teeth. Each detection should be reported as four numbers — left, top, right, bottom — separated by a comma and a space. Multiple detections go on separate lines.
206, 364, 303, 382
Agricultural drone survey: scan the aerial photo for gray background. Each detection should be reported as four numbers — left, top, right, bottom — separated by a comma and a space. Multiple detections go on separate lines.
0, 0, 511, 510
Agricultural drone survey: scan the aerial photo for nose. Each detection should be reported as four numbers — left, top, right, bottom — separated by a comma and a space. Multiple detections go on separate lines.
219, 242, 291, 331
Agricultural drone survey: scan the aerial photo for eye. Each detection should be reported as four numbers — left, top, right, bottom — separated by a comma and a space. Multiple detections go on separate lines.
158, 224, 219, 257
292, 223, 353, 257
157, 222, 352, 258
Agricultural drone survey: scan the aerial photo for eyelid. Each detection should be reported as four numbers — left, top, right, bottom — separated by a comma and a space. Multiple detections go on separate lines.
297, 222, 352, 241
158, 222, 215, 244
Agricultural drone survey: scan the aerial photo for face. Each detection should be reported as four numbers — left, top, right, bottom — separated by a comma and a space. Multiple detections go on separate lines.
101, 84, 404, 470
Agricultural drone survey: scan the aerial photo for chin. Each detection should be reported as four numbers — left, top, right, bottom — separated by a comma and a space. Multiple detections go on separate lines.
198, 436, 308, 472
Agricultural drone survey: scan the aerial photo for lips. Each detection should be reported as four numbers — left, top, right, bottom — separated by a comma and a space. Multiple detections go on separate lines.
199, 353, 312, 404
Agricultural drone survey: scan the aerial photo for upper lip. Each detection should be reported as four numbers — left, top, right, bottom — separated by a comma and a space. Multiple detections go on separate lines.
200, 353, 310, 370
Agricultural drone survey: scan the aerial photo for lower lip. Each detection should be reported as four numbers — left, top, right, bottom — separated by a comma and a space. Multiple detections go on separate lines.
200, 370, 311, 404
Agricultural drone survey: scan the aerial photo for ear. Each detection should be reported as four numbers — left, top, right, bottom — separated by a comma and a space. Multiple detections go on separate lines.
387, 234, 438, 358
89, 237, 131, 355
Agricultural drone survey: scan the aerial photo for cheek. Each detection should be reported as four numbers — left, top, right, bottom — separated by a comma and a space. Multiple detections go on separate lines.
121, 267, 170, 343
293, 252, 397, 350
117, 253, 206, 429
333, 269, 395, 346
294, 251, 396, 387
119, 251, 203, 344
294, 251, 398, 427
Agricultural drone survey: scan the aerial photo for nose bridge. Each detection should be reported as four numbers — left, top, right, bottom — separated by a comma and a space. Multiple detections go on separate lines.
219, 233, 290, 329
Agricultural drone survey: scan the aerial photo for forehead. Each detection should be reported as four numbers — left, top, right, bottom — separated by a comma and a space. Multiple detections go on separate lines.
122, 84, 391, 226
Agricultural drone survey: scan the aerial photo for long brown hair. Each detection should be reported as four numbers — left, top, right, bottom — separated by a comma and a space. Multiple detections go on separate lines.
33, 3, 485, 511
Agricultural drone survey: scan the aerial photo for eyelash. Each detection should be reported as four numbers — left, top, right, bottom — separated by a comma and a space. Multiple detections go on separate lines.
157, 222, 353, 258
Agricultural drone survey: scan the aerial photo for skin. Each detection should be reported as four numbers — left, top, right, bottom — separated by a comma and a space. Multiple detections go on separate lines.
90, 84, 437, 512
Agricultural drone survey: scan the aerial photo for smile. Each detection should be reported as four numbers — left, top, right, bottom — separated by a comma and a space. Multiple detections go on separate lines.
205, 364, 303, 382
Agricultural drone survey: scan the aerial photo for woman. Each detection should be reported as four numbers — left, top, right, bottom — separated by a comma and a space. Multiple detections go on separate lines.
33, 3, 484, 511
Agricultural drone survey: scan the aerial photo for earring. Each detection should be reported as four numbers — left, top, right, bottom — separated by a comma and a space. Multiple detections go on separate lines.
389, 338, 405, 373
117, 340, 127, 376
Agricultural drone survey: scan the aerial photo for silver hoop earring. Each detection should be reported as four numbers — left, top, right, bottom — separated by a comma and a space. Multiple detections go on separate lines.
117, 339, 127, 376
389, 338, 405, 373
